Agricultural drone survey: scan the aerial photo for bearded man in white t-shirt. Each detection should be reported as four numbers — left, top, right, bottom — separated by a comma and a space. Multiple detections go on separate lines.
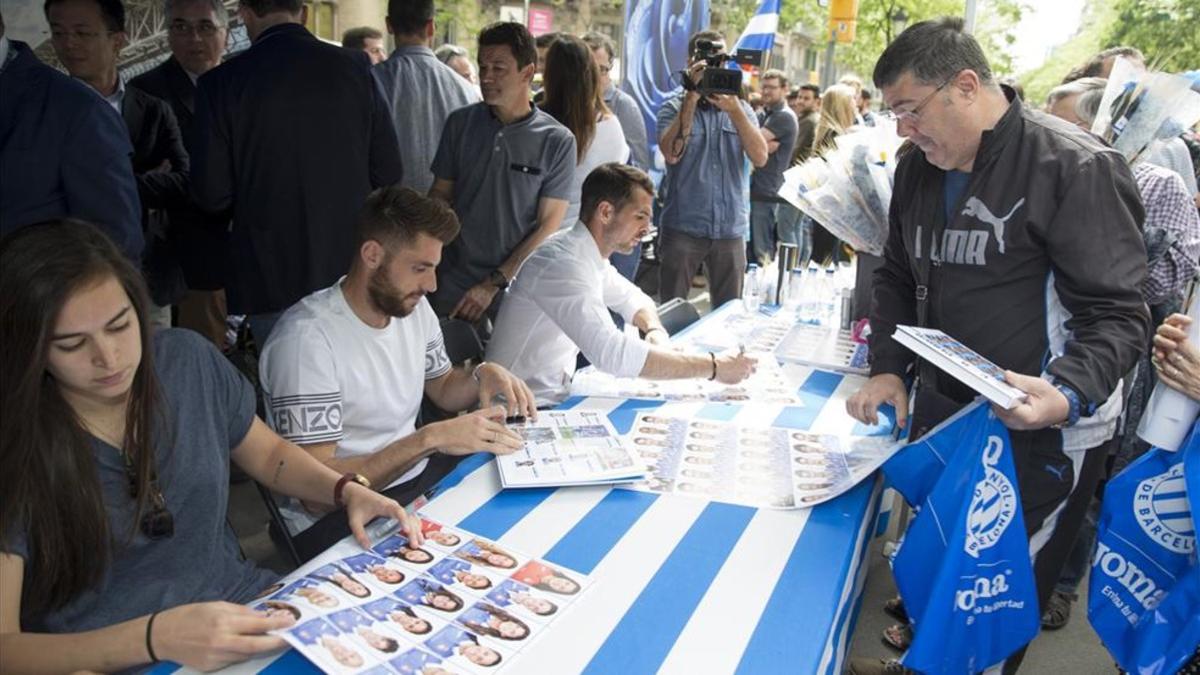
260, 186, 535, 560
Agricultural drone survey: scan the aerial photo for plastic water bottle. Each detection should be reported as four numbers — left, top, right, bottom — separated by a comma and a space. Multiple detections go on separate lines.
821, 267, 838, 323
799, 263, 821, 324
742, 264, 760, 312
784, 268, 805, 311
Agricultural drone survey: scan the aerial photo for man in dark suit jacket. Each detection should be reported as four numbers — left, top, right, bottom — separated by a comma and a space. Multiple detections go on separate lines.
131, 0, 232, 347
0, 16, 142, 260
46, 0, 188, 324
191, 0, 404, 341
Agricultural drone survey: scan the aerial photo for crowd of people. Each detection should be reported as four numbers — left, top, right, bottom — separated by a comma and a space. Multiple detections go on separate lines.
0, 0, 759, 670
0, 0, 1197, 672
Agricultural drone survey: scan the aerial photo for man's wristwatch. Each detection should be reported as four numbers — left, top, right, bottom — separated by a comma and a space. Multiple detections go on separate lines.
1050, 378, 1092, 429
334, 473, 371, 508
487, 269, 509, 290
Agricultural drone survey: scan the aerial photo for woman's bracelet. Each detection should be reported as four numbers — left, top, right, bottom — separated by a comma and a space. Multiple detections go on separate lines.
708, 352, 718, 381
145, 611, 161, 663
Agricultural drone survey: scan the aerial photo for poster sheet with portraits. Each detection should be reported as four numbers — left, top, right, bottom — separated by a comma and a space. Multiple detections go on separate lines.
626, 412, 899, 509
254, 517, 590, 674
569, 357, 806, 406
495, 410, 646, 488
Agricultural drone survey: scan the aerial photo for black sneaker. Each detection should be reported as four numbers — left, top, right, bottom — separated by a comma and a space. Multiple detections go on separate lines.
1040, 589, 1077, 630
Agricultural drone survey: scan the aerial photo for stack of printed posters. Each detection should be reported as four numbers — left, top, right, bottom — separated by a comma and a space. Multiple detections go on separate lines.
255, 518, 589, 674
495, 410, 645, 488
774, 324, 869, 375
626, 412, 899, 509
569, 358, 805, 405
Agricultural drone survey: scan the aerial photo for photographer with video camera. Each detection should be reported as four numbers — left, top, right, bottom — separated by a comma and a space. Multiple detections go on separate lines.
656, 30, 767, 309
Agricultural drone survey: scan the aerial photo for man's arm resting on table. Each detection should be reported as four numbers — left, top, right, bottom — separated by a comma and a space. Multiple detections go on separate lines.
639, 348, 754, 384
424, 367, 479, 415
292, 435, 434, 494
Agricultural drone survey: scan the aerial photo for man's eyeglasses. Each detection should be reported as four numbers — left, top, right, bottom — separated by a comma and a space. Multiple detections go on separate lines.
168, 21, 222, 38
895, 76, 955, 126
125, 465, 174, 540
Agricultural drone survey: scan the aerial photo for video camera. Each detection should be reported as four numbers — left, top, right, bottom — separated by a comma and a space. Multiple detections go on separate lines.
688, 39, 764, 96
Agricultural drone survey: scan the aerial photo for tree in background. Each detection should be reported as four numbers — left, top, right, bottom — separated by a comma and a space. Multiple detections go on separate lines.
1018, 0, 1199, 107
1103, 0, 1199, 74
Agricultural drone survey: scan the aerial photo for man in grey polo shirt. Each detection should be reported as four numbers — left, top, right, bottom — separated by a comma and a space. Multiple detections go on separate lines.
429, 21, 575, 322
749, 69, 798, 264
374, 0, 479, 194
657, 30, 767, 308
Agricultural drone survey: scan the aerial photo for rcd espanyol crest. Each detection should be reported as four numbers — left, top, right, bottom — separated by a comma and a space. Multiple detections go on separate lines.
1134, 463, 1195, 556
965, 436, 1018, 559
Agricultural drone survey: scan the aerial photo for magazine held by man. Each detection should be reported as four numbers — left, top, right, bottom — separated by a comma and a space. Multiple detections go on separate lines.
891, 325, 1028, 409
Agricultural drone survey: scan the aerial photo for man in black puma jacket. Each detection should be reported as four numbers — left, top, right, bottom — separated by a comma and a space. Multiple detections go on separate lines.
846, 18, 1149, 675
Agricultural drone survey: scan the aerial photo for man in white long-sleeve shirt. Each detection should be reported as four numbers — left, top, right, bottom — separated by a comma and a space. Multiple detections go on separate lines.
487, 163, 757, 406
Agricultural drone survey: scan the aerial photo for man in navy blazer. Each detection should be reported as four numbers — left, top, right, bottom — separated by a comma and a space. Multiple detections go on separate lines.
0, 15, 142, 260
131, 0, 233, 347
191, 0, 404, 341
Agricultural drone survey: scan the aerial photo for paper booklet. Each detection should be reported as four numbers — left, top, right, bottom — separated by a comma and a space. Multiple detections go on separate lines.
495, 410, 646, 488
890, 325, 1027, 409
774, 323, 870, 375
568, 358, 806, 406
625, 412, 902, 509
257, 517, 591, 675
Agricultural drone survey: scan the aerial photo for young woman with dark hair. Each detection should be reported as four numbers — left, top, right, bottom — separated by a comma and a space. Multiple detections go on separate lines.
539, 34, 630, 227
0, 220, 423, 673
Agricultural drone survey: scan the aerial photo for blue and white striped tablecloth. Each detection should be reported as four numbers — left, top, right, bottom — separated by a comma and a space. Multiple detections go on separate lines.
160, 363, 895, 675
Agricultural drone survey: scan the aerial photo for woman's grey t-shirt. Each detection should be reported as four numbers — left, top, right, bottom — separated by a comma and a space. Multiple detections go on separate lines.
6, 329, 277, 632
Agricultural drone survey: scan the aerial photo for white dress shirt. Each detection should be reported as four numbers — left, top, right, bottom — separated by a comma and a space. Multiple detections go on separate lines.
486, 221, 657, 406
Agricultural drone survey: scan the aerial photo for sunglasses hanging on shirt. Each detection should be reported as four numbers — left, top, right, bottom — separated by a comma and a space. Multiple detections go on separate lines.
121, 451, 175, 540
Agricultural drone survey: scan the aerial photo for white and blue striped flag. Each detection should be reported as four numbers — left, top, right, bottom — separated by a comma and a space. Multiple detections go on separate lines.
733, 0, 781, 54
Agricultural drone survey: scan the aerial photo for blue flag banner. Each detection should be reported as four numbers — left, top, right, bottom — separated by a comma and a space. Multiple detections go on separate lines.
733, 0, 780, 55
882, 402, 979, 508
1089, 417, 1199, 674
891, 402, 1040, 673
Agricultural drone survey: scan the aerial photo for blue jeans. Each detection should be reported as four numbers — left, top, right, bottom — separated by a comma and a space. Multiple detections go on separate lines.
749, 200, 778, 264
776, 204, 812, 268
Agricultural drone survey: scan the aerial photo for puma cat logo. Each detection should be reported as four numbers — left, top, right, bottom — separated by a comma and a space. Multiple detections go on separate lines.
962, 196, 1025, 254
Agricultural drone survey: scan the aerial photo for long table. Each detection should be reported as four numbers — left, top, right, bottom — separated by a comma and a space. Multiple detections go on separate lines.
159, 306, 895, 675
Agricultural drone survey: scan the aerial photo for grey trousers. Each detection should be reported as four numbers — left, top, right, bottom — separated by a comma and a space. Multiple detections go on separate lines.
658, 228, 746, 309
